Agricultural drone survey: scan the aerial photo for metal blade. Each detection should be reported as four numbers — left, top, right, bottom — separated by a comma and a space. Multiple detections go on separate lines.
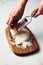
18, 16, 32, 31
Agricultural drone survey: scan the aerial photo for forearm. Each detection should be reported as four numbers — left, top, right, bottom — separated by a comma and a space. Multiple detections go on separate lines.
18, 0, 28, 7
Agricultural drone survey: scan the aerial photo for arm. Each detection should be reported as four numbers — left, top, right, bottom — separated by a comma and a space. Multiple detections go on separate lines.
32, 1, 43, 17
7, 0, 28, 29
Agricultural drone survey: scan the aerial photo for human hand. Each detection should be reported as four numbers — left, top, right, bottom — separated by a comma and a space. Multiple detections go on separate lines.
7, 0, 28, 29
32, 1, 43, 17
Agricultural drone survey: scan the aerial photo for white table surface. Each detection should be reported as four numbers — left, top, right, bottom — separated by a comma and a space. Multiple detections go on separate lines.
0, 0, 43, 65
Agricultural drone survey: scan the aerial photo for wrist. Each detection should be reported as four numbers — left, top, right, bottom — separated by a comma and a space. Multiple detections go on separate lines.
22, 0, 28, 5
19, 0, 28, 6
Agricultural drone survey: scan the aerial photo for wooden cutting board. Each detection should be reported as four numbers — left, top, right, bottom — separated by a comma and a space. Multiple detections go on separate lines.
5, 27, 39, 56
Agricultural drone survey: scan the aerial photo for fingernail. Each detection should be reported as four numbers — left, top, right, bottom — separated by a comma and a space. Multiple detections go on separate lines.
10, 24, 14, 29
31, 13, 34, 17
6, 22, 8, 24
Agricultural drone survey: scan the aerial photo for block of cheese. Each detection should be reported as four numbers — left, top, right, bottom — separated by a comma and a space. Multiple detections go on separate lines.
15, 31, 30, 45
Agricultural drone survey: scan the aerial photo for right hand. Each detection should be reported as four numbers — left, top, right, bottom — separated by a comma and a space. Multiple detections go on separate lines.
32, 1, 43, 17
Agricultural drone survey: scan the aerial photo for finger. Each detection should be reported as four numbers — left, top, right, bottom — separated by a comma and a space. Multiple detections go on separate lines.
8, 17, 13, 25
6, 17, 12, 29
6, 17, 10, 25
34, 10, 40, 17
7, 17, 13, 28
6, 12, 13, 25
8, 18, 17, 29
32, 8, 38, 16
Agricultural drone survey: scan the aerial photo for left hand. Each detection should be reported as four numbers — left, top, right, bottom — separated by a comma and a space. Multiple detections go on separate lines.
7, 0, 28, 29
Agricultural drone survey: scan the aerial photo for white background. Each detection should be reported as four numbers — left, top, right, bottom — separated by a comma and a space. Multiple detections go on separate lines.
0, 0, 43, 65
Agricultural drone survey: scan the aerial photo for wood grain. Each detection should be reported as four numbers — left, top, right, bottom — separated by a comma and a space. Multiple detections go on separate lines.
5, 27, 39, 55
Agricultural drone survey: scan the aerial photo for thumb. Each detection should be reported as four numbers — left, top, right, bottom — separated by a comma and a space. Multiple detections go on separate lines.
32, 8, 38, 17
34, 8, 41, 17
